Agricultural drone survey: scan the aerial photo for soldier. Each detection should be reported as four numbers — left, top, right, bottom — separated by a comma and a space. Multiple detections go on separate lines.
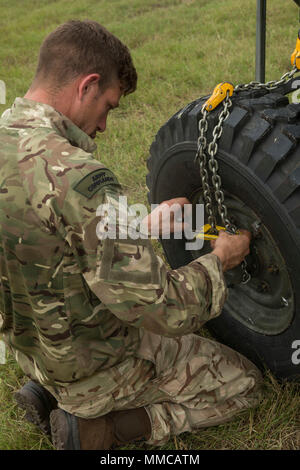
0, 20, 262, 450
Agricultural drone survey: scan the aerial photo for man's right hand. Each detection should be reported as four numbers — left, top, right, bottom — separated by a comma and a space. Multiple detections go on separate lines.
210, 229, 251, 272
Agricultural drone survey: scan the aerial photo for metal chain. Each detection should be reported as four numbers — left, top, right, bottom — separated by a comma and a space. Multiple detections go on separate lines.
195, 108, 217, 231
206, 93, 233, 231
195, 64, 299, 284
196, 65, 299, 228
195, 92, 234, 233
234, 65, 298, 92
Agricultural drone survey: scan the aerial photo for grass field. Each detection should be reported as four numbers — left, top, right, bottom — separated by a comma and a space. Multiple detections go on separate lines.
0, 0, 299, 451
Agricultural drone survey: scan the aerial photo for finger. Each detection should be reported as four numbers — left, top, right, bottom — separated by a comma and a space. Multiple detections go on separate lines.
169, 222, 185, 233
238, 228, 252, 240
163, 197, 191, 207
217, 229, 227, 238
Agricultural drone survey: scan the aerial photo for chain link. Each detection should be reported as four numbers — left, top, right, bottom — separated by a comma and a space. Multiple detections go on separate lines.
195, 65, 299, 283
195, 108, 217, 231
195, 92, 234, 232
234, 65, 298, 92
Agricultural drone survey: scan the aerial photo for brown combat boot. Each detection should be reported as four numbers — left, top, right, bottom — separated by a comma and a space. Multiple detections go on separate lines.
50, 407, 152, 450
14, 380, 58, 436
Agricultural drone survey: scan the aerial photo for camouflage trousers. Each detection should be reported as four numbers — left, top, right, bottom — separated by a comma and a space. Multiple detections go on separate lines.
51, 329, 263, 446
136, 330, 262, 445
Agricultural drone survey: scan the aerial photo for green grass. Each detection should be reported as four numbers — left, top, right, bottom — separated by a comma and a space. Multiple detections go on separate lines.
0, 0, 300, 451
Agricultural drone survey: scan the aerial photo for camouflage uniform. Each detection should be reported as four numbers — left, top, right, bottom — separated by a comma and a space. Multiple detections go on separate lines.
0, 98, 262, 446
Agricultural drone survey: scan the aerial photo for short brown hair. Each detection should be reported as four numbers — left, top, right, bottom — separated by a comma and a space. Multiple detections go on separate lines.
34, 20, 137, 96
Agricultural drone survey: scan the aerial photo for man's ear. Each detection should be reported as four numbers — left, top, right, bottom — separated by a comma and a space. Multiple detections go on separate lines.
78, 74, 101, 100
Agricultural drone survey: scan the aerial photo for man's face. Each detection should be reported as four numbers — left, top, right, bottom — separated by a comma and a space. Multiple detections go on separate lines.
74, 78, 123, 138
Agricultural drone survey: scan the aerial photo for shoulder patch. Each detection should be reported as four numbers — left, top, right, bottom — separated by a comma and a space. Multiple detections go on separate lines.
72, 168, 120, 199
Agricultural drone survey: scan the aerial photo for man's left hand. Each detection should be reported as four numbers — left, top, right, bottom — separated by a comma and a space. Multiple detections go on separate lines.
141, 197, 191, 237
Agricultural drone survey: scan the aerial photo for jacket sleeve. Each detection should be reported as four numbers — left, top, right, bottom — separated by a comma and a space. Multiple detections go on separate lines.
58, 183, 228, 338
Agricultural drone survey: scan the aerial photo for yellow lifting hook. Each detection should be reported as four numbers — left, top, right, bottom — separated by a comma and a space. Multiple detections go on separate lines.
196, 224, 240, 241
204, 82, 234, 112
291, 29, 300, 69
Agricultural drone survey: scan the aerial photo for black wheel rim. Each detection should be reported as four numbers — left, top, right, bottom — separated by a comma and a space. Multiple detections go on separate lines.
190, 189, 295, 335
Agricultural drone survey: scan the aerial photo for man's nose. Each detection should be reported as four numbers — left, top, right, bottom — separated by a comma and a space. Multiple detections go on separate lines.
97, 118, 107, 133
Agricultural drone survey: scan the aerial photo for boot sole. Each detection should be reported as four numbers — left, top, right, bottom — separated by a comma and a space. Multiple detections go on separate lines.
14, 390, 51, 436
50, 409, 81, 450
14, 381, 57, 437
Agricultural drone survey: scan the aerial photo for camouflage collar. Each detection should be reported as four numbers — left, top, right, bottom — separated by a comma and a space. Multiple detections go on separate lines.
1, 97, 97, 154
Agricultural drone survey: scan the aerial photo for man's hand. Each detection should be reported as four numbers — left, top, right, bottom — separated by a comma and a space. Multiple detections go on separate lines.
210, 229, 251, 272
141, 197, 191, 237
142, 198, 251, 272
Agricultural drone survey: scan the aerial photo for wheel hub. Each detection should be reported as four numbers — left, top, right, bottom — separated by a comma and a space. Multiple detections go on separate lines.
191, 190, 295, 335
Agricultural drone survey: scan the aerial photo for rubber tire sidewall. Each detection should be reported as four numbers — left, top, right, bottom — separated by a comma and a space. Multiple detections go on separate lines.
149, 141, 300, 382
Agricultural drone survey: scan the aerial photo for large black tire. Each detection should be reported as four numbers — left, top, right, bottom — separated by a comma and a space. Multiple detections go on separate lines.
146, 88, 300, 382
